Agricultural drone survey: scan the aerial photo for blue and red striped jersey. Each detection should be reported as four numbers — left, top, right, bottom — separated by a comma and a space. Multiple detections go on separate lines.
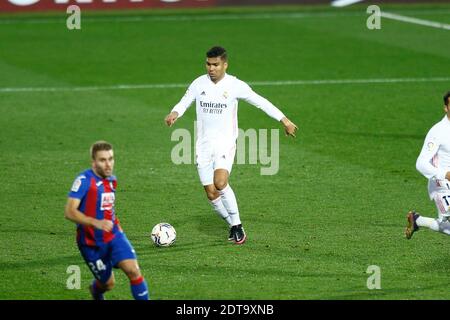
68, 169, 123, 246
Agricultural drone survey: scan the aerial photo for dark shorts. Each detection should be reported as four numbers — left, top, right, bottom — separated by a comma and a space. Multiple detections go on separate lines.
78, 232, 137, 284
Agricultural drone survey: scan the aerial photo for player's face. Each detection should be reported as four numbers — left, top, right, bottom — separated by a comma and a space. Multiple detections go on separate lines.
206, 57, 228, 83
92, 150, 114, 178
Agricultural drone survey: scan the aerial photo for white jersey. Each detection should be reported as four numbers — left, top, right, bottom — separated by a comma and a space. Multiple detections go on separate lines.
416, 115, 450, 198
171, 73, 285, 146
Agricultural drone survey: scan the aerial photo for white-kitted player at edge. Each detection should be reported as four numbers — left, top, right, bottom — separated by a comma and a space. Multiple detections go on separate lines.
164, 46, 298, 245
406, 91, 450, 239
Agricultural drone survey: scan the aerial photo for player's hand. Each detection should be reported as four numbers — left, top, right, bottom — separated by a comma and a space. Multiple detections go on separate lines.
165, 111, 179, 127
93, 219, 114, 232
281, 117, 298, 138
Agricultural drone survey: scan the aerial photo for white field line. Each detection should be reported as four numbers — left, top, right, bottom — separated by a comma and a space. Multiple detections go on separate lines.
381, 11, 450, 30
331, 0, 366, 8
0, 11, 361, 24
1, 8, 450, 25
1, 77, 449, 93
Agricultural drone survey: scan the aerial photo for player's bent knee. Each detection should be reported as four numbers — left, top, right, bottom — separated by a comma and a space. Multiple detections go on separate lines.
214, 179, 227, 191
204, 185, 219, 200
206, 191, 219, 200
126, 268, 142, 281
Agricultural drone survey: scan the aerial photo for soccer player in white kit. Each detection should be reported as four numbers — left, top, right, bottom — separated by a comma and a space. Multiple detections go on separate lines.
164, 46, 298, 244
405, 91, 450, 239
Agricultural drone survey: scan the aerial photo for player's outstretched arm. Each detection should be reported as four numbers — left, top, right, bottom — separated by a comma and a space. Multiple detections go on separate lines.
164, 111, 179, 127
64, 198, 113, 232
238, 82, 298, 137
281, 117, 298, 138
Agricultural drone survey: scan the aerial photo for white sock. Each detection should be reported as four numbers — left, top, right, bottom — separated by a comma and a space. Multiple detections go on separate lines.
210, 197, 232, 226
416, 215, 439, 231
218, 184, 241, 226
438, 221, 450, 235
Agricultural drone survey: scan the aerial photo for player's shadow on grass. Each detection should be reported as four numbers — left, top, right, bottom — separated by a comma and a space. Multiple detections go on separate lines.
196, 217, 228, 236
127, 214, 230, 254
130, 220, 233, 256
133, 238, 227, 256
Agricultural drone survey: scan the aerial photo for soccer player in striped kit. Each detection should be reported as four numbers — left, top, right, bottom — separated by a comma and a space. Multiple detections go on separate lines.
406, 92, 450, 238
165, 46, 298, 244
65, 141, 149, 300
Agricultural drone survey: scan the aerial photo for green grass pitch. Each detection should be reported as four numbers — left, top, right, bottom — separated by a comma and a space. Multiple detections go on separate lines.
1, 3, 450, 300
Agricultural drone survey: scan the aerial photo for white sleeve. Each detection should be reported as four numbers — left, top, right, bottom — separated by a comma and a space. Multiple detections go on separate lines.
416, 129, 447, 180
171, 83, 196, 118
238, 81, 285, 121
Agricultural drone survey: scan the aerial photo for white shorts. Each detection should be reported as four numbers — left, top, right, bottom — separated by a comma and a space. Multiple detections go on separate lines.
195, 141, 236, 186
428, 178, 450, 220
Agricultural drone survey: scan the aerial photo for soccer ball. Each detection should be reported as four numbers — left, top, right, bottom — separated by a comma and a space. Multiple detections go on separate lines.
151, 223, 176, 247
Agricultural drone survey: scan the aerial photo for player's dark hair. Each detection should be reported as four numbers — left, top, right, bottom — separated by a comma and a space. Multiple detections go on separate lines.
206, 46, 227, 61
444, 91, 450, 106
90, 141, 113, 160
